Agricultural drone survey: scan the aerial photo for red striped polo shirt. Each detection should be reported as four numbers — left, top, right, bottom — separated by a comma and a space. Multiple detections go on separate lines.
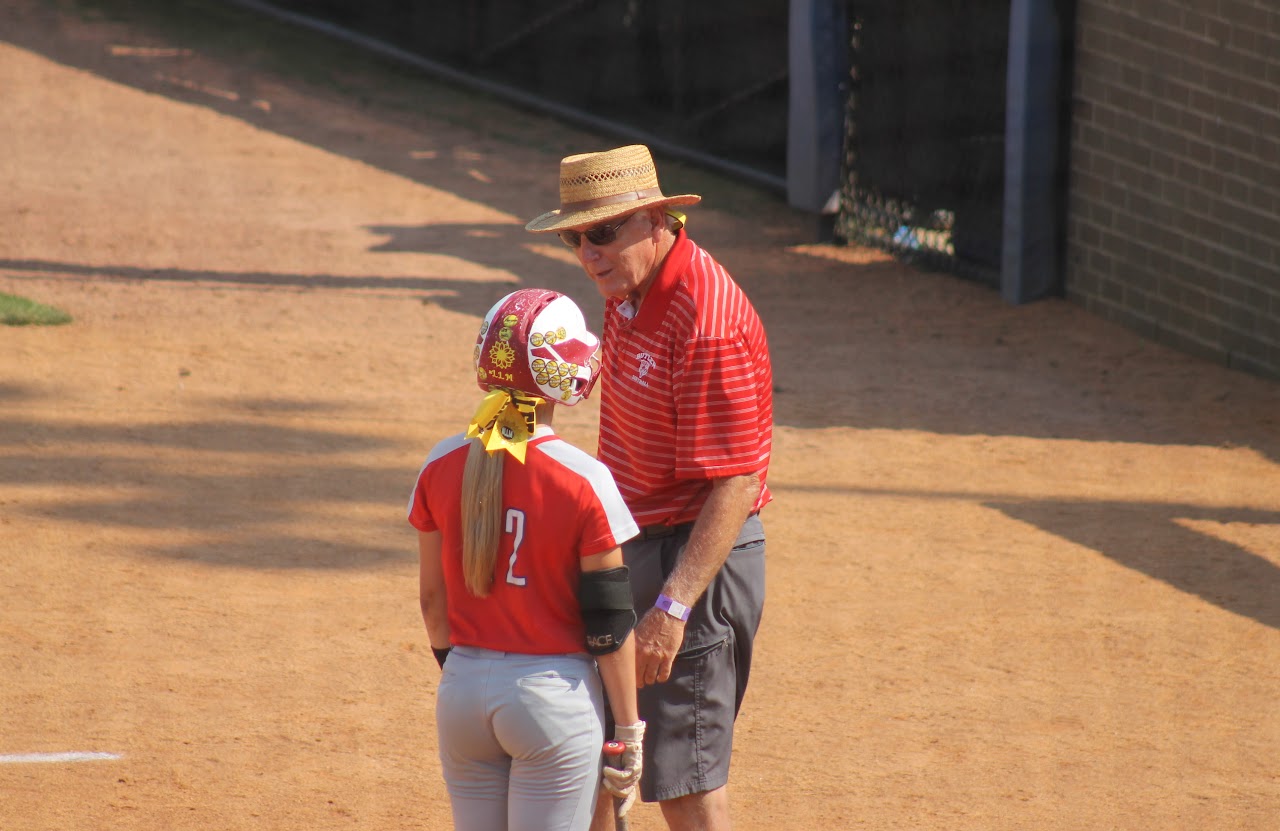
599, 230, 773, 526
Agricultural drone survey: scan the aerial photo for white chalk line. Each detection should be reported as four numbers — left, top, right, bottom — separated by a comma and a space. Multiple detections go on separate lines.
0, 751, 122, 764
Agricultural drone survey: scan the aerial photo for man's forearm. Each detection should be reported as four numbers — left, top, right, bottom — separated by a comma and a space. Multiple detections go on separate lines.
661, 473, 758, 607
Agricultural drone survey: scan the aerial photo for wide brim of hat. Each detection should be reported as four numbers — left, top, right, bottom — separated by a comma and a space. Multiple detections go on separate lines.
525, 193, 701, 234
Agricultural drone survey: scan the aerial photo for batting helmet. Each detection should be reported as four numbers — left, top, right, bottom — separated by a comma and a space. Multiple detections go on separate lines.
474, 289, 601, 406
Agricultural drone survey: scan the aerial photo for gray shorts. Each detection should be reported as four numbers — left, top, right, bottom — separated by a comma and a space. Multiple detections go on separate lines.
621, 514, 766, 802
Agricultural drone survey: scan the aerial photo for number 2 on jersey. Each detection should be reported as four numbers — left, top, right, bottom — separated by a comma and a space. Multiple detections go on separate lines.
505, 508, 527, 587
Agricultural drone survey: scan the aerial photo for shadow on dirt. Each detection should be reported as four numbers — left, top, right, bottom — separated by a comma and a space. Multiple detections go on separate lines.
0, 410, 414, 569
0, 256, 522, 317
147, 536, 408, 570
774, 482, 1280, 632
0, 415, 387, 454
0, 381, 45, 401
990, 499, 1280, 632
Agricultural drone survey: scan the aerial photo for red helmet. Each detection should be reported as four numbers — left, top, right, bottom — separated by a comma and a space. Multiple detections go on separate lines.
474, 289, 602, 406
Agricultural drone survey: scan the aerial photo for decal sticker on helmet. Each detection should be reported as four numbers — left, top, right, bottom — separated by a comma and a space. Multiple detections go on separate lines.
489, 341, 516, 369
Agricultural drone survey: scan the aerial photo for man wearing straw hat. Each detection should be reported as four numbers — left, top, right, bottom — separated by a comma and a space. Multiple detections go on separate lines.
527, 145, 773, 831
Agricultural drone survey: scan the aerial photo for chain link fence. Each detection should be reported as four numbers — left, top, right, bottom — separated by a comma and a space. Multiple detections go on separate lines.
837, 0, 1010, 286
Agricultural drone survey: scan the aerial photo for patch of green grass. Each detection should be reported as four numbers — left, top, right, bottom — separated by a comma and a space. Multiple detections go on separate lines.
0, 293, 73, 326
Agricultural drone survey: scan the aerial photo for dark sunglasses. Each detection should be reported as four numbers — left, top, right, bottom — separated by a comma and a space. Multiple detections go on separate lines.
558, 213, 635, 249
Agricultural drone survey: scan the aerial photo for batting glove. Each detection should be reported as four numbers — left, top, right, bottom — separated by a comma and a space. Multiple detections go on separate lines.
602, 721, 645, 817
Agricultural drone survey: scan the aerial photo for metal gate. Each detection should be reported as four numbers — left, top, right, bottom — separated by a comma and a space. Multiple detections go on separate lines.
839, 0, 1010, 286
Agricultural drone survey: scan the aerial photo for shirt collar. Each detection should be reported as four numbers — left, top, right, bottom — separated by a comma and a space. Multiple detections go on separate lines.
623, 229, 692, 334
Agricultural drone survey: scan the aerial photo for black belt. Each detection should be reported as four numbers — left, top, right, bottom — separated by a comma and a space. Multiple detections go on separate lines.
635, 512, 757, 542
635, 521, 693, 541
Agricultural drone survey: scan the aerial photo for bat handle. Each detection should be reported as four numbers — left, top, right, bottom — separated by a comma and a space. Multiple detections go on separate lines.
602, 740, 630, 831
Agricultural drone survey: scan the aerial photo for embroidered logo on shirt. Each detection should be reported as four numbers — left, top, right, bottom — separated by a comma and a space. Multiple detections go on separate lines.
634, 352, 656, 385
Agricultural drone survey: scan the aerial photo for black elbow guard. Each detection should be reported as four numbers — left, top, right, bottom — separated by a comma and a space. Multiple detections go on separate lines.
578, 566, 636, 656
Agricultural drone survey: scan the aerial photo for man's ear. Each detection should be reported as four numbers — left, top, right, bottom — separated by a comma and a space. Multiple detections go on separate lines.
645, 207, 667, 238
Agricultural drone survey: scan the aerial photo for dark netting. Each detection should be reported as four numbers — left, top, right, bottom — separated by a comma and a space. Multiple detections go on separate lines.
838, 0, 1009, 285
263, 0, 790, 181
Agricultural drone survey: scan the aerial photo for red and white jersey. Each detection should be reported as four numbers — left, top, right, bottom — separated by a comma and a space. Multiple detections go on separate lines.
407, 425, 639, 655
600, 230, 773, 526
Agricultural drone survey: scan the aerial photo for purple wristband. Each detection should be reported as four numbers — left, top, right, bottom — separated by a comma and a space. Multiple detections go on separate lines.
655, 594, 691, 622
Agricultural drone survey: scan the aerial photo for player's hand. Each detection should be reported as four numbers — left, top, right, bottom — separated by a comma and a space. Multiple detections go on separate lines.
603, 721, 646, 817
634, 608, 684, 687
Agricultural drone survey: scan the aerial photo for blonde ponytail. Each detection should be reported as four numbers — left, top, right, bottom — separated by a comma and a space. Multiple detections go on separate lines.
460, 439, 504, 597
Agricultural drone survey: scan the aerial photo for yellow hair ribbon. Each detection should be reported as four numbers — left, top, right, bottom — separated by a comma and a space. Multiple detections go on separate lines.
466, 389, 539, 463
666, 209, 686, 231
466, 390, 510, 440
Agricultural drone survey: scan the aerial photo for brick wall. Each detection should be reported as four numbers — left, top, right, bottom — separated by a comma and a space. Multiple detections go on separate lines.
1066, 0, 1280, 378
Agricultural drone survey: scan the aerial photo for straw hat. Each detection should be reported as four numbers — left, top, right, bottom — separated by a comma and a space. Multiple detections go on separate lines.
525, 145, 701, 234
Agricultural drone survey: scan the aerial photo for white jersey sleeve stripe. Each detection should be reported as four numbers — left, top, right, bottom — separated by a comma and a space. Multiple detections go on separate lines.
406, 433, 471, 519
540, 440, 640, 544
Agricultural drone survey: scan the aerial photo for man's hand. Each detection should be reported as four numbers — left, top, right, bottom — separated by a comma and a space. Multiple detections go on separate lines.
633, 607, 685, 687
602, 721, 646, 818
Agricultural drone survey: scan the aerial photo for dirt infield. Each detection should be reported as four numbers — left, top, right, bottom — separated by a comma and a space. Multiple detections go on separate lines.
3, 2, 1279, 829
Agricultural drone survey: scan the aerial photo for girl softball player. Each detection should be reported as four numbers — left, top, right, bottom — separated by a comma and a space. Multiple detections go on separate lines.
408, 289, 646, 831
